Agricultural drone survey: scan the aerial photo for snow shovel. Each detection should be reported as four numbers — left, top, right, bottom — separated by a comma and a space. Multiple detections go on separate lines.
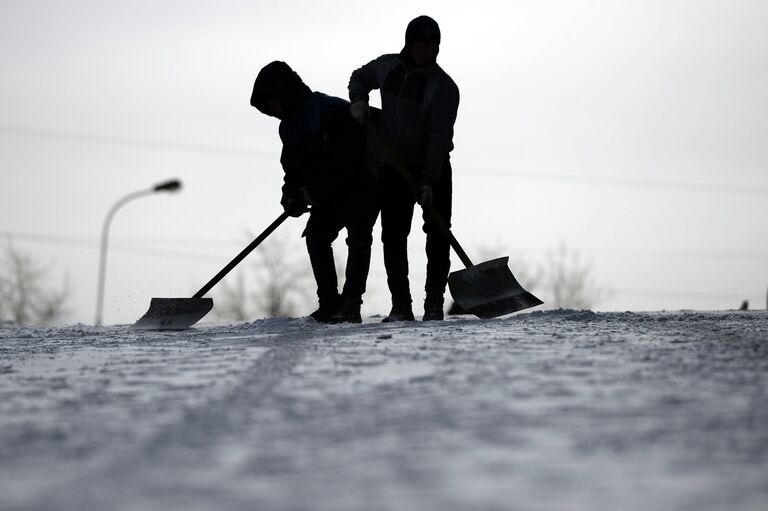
367, 120, 542, 318
131, 211, 291, 330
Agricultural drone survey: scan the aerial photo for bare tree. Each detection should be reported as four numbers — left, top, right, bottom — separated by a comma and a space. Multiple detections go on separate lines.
0, 239, 69, 325
540, 242, 607, 309
215, 272, 251, 321
214, 235, 314, 320
449, 241, 607, 314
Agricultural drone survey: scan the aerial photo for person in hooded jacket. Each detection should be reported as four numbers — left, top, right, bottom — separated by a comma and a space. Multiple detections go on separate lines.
251, 61, 379, 323
348, 15, 460, 322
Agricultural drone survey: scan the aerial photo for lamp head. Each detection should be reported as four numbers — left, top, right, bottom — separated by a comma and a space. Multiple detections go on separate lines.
153, 179, 182, 192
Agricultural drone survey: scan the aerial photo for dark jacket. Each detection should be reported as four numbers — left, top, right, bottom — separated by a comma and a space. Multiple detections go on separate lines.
348, 51, 459, 186
251, 62, 366, 206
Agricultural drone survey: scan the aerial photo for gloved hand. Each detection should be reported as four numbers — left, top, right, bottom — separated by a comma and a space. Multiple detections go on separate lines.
350, 100, 370, 125
301, 187, 319, 207
282, 198, 308, 217
418, 185, 433, 206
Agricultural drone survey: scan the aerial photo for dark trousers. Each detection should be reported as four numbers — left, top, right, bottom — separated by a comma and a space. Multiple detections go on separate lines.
379, 160, 453, 307
304, 175, 380, 307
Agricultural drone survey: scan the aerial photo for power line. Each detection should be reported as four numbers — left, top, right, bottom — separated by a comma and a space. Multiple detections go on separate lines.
472, 168, 768, 196
2, 230, 762, 303
3, 229, 767, 262
0, 123, 274, 160
118, 235, 241, 247
105, 245, 225, 263
512, 246, 768, 261
610, 287, 754, 301
3, 123, 768, 196
0, 230, 228, 263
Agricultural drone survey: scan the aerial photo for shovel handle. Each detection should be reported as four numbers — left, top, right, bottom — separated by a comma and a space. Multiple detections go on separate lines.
193, 210, 291, 298
366, 120, 474, 269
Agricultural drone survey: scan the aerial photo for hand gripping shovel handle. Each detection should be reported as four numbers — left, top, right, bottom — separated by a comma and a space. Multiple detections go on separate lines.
192, 210, 291, 299
366, 120, 474, 269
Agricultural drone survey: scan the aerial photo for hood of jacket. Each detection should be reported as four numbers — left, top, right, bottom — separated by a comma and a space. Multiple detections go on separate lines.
250, 61, 312, 120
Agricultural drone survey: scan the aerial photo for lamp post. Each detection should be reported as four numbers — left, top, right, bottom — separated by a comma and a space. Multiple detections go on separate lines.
95, 179, 182, 326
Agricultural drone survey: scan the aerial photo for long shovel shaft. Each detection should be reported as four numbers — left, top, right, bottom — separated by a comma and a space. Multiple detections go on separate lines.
366, 120, 474, 269
192, 211, 290, 299
423, 203, 474, 269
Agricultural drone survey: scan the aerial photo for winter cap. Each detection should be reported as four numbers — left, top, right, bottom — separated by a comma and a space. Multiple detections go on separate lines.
405, 15, 440, 46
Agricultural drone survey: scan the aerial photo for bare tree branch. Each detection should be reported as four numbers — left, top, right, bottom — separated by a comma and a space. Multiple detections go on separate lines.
215, 235, 314, 320
450, 241, 608, 313
0, 239, 69, 325
541, 242, 609, 309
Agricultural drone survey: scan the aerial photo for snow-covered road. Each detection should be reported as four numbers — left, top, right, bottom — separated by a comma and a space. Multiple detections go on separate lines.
1, 310, 767, 511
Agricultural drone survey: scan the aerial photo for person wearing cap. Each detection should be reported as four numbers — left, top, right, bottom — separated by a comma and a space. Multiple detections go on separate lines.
251, 61, 380, 323
348, 15, 460, 322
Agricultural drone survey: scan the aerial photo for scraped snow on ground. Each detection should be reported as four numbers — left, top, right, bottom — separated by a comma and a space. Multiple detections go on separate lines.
1, 310, 767, 511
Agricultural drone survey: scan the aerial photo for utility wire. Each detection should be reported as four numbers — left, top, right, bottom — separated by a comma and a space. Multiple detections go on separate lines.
3, 123, 768, 196
2, 230, 762, 302
0, 230, 228, 263
609, 287, 753, 300
3, 230, 767, 262
0, 123, 273, 160
512, 246, 768, 261
474, 168, 768, 196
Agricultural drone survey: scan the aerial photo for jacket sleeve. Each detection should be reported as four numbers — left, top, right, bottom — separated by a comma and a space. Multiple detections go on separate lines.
421, 81, 460, 186
279, 142, 304, 209
305, 106, 366, 204
348, 55, 390, 103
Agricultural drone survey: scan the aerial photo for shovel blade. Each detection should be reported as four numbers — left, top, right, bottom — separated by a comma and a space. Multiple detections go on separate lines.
448, 256, 543, 319
131, 297, 213, 331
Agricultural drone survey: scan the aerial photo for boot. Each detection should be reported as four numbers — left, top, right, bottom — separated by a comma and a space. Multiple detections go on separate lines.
382, 302, 415, 323
309, 295, 341, 323
328, 299, 362, 324
422, 296, 444, 321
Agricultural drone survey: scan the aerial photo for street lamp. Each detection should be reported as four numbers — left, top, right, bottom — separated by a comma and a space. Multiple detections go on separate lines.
95, 179, 182, 326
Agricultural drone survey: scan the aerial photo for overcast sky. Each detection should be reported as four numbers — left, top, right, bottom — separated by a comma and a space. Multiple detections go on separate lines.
1, 0, 767, 324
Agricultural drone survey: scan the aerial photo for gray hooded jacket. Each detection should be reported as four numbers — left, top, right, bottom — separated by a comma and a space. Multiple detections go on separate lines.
348, 51, 459, 186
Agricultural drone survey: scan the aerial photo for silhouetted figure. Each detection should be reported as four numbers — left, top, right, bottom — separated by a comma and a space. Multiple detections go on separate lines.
251, 61, 379, 323
348, 15, 460, 322
739, 300, 749, 311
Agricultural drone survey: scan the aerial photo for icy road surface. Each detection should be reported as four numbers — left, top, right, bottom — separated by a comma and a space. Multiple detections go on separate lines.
1, 310, 767, 511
